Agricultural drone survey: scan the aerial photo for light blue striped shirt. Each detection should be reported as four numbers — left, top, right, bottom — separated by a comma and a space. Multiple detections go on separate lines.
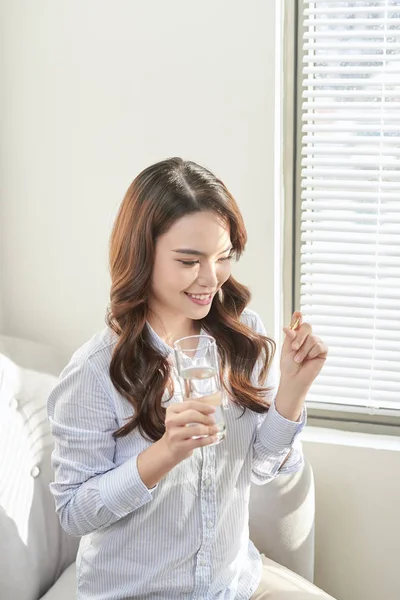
48, 309, 305, 600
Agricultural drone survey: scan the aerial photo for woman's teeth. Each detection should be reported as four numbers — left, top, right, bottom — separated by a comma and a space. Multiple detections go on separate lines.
187, 293, 211, 300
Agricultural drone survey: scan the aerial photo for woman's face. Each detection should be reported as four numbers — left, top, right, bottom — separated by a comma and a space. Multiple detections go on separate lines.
149, 211, 233, 323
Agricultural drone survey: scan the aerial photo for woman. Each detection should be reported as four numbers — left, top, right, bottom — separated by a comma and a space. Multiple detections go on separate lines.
48, 157, 332, 599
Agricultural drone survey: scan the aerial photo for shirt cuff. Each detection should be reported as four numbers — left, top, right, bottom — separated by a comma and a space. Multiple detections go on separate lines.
98, 454, 157, 519
258, 401, 306, 453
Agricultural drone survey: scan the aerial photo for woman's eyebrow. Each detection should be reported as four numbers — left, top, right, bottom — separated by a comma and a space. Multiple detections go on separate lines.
172, 245, 233, 257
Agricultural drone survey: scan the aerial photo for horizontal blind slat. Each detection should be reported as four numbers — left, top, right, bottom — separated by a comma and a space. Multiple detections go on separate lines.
302, 150, 400, 159
309, 384, 399, 402
303, 90, 400, 98
301, 254, 400, 268
302, 207, 400, 221
324, 347, 400, 361
304, 19, 400, 27
302, 124, 400, 133
301, 169, 400, 181
301, 285, 400, 301
301, 223, 400, 235
301, 234, 399, 247
301, 273, 400, 289
301, 242, 400, 256
304, 5, 400, 15
322, 366, 400, 384
301, 263, 400, 277
302, 102, 400, 111
302, 179, 400, 190
303, 54, 400, 63
304, 31, 400, 39
299, 304, 400, 321
301, 315, 400, 334
302, 112, 400, 122
303, 66, 400, 75
303, 42, 400, 50
306, 396, 400, 411
302, 157, 400, 167
302, 190, 400, 200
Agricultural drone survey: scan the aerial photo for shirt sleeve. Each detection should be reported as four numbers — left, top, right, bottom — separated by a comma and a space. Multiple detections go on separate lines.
252, 401, 306, 484
244, 310, 307, 485
47, 357, 157, 537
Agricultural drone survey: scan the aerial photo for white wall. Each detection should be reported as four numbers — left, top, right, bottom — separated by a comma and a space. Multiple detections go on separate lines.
1, 3, 400, 600
303, 429, 400, 600
0, 0, 277, 359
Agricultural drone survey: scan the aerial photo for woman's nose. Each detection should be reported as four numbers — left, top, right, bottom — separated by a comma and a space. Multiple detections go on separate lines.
197, 264, 218, 288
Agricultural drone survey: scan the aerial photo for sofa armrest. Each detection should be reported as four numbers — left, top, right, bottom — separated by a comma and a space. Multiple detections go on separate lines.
39, 563, 76, 600
249, 457, 315, 582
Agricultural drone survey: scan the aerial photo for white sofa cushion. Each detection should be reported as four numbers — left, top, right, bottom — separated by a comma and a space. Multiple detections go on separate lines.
0, 352, 79, 600
0, 334, 67, 376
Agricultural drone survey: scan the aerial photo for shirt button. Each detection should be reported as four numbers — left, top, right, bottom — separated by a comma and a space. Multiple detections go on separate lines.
30, 465, 40, 478
204, 478, 211, 487
134, 497, 141, 504
199, 559, 206, 566
207, 520, 213, 529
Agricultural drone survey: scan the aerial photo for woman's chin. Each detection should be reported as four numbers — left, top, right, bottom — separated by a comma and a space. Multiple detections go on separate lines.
182, 300, 213, 319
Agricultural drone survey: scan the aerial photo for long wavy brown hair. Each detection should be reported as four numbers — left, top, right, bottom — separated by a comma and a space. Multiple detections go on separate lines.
107, 157, 275, 441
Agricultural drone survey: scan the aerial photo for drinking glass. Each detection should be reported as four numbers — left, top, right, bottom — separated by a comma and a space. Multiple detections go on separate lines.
173, 335, 227, 444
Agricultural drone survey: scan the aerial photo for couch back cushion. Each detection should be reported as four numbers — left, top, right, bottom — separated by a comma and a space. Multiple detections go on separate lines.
0, 352, 79, 600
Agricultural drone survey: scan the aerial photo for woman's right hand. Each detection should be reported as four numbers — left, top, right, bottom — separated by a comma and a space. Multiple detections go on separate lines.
161, 400, 219, 464
138, 400, 219, 489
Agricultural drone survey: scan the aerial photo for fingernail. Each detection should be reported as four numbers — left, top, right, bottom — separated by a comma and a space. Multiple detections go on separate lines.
294, 355, 302, 363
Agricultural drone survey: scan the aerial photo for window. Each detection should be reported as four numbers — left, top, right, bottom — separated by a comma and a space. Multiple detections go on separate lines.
296, 1, 400, 416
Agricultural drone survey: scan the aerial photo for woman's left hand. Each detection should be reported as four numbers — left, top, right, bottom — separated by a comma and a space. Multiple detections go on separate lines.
280, 311, 328, 395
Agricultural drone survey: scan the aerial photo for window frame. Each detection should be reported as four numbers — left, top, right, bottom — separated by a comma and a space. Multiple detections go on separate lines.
286, 0, 400, 434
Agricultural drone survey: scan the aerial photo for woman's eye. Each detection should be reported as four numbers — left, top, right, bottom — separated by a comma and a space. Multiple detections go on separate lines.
179, 254, 234, 267
179, 260, 199, 267
219, 254, 234, 263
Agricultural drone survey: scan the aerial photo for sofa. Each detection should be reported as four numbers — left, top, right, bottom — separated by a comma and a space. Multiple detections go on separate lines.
0, 334, 315, 600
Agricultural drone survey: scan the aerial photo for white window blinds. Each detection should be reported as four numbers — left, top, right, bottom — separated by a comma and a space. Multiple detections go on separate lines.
299, 1, 400, 412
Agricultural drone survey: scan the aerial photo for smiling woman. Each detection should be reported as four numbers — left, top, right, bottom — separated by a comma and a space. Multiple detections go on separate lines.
47, 157, 331, 599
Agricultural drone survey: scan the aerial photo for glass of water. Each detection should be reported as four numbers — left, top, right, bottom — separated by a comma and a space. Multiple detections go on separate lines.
173, 335, 227, 444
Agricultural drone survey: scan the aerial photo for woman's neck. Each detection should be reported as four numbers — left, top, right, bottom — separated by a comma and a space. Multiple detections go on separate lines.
147, 312, 201, 348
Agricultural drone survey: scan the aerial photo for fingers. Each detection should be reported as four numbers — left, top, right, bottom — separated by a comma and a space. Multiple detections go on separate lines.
283, 327, 296, 341
165, 420, 219, 446
185, 433, 219, 450
163, 400, 221, 462
169, 400, 217, 416
181, 423, 220, 440
165, 402, 219, 445
282, 312, 328, 363
290, 322, 312, 352
167, 409, 216, 428
293, 337, 328, 363
306, 340, 328, 361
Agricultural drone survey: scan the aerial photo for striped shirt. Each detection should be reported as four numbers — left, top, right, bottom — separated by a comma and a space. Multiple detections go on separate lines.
48, 309, 305, 600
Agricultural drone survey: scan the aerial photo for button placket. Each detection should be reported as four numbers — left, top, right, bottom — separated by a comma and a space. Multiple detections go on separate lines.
200, 446, 219, 596
192, 444, 218, 597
